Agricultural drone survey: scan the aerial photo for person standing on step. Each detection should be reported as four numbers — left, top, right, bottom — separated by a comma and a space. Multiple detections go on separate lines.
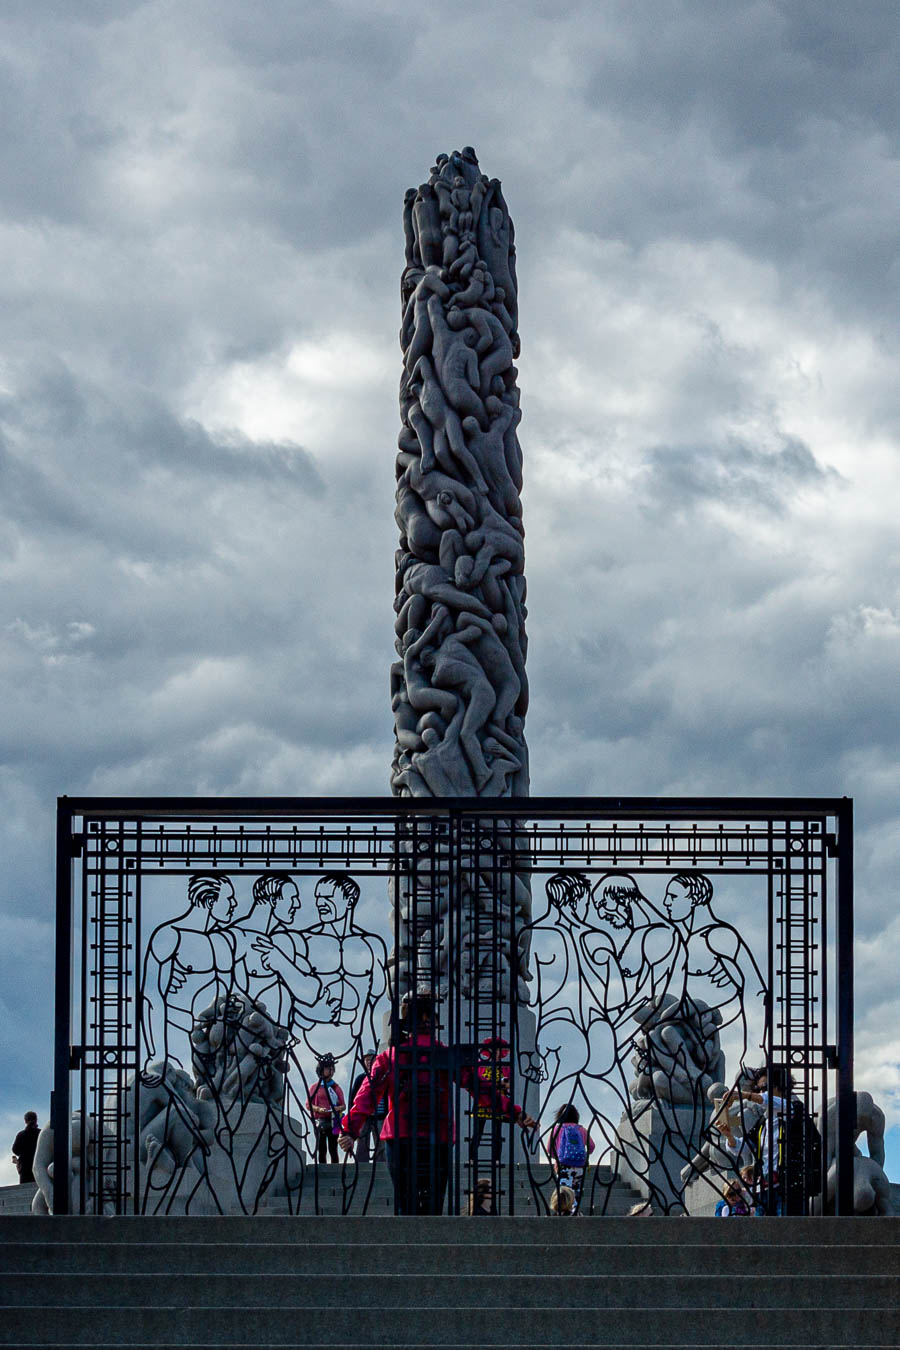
549, 1184, 576, 1216
548, 1103, 593, 1215
715, 1178, 753, 1217
463, 1177, 495, 1215
347, 1051, 386, 1163
716, 1064, 821, 1215
338, 991, 535, 1214
469, 1036, 513, 1167
307, 1055, 345, 1164
11, 1112, 40, 1184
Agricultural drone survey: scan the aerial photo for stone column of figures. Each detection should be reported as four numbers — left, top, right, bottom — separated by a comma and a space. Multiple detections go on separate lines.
390, 148, 531, 1004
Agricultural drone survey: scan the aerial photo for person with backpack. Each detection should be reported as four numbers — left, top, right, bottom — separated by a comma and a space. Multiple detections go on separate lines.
338, 992, 535, 1214
548, 1104, 593, 1214
717, 1065, 822, 1215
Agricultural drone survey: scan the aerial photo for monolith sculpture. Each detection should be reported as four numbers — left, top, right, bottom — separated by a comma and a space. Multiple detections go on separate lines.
390, 147, 531, 1005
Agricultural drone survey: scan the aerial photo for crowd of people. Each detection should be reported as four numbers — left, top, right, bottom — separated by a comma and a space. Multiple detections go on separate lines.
302, 1004, 819, 1219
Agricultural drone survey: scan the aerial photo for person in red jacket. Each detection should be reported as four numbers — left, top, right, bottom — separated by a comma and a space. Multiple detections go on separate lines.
339, 992, 534, 1213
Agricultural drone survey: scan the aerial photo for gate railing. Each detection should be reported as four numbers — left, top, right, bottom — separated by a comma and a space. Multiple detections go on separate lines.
53, 795, 854, 1215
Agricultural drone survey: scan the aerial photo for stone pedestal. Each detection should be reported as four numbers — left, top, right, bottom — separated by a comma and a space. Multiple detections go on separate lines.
139, 1102, 307, 1215
614, 1099, 707, 1212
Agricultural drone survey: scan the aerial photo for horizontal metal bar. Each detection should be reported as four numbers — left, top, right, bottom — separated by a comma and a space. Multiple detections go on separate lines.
61, 793, 849, 821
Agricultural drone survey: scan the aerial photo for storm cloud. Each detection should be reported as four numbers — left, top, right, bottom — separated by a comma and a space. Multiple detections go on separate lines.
1, 1, 899, 1179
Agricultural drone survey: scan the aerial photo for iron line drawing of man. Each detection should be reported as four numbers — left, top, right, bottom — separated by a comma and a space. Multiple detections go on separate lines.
587, 871, 677, 1018
140, 874, 242, 1083
520, 873, 646, 1139
230, 873, 323, 1024
660, 872, 765, 1052
251, 873, 388, 1065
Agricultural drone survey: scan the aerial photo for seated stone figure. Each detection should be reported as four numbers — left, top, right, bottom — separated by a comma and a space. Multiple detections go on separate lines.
629, 992, 725, 1106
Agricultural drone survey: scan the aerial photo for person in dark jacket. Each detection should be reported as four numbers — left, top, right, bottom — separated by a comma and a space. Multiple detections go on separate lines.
11, 1112, 40, 1184
348, 1051, 386, 1163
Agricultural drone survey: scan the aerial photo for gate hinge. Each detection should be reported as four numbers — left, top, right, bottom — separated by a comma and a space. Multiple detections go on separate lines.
69, 1045, 84, 1069
825, 833, 838, 857
825, 1044, 838, 1069
70, 833, 84, 857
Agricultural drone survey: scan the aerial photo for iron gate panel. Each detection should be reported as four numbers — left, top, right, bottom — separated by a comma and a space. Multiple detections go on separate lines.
53, 796, 854, 1216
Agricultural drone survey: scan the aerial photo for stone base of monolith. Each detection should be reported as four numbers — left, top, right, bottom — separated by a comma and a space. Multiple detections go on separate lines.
614, 1100, 707, 1212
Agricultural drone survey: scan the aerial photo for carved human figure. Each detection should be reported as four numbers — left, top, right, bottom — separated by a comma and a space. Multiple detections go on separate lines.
820, 1090, 893, 1215
628, 992, 726, 1106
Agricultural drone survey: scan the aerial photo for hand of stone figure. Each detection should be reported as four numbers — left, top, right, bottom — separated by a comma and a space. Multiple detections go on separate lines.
140, 1067, 164, 1089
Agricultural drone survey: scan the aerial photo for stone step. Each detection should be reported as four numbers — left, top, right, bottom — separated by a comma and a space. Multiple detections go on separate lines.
0, 1305, 897, 1346
1, 1273, 897, 1311
2, 1215, 897, 1244
0, 1240, 895, 1277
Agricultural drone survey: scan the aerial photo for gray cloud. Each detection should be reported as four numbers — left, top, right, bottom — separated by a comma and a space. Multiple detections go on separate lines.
1, 0, 899, 1182
642, 434, 836, 515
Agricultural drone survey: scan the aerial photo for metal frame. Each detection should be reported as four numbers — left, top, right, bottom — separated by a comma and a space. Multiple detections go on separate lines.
53, 794, 855, 1216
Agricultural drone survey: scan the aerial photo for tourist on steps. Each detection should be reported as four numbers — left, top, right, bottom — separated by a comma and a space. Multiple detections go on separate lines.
548, 1103, 593, 1215
338, 991, 535, 1214
307, 1055, 345, 1164
347, 1051, 386, 1163
715, 1177, 754, 1217
11, 1112, 40, 1184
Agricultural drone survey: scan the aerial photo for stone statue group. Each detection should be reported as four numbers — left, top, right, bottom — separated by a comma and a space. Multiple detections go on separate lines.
392, 146, 528, 804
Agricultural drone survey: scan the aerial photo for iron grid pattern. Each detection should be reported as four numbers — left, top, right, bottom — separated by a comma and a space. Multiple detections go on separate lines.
54, 796, 854, 1218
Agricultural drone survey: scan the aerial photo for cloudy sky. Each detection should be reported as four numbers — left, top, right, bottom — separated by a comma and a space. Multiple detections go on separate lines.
1, 0, 899, 1185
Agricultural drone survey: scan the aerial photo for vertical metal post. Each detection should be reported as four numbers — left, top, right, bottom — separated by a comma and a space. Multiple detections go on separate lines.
53, 800, 73, 1215
835, 798, 855, 1215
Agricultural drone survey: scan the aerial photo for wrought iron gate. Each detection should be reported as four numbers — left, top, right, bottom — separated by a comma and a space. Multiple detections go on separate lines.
53, 796, 855, 1215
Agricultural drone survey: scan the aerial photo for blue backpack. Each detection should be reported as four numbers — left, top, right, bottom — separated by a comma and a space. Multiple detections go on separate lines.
555, 1124, 587, 1167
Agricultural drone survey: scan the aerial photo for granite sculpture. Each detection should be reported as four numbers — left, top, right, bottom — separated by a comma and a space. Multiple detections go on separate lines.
127, 994, 306, 1214
628, 992, 725, 1106
680, 1075, 764, 1187
819, 1090, 893, 1215
390, 147, 532, 1006
392, 146, 528, 802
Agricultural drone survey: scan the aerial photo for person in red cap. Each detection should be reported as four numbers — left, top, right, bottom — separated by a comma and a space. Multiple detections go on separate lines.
339, 993, 534, 1213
